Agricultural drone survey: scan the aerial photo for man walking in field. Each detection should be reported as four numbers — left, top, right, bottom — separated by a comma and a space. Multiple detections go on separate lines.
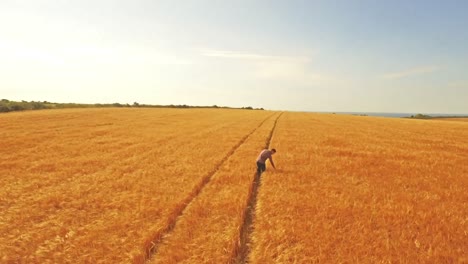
256, 148, 276, 175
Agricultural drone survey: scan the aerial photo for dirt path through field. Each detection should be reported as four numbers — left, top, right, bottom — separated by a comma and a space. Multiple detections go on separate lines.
235, 112, 283, 264
143, 112, 278, 262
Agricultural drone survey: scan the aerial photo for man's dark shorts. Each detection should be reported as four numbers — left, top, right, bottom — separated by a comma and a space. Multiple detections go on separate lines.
256, 162, 266, 174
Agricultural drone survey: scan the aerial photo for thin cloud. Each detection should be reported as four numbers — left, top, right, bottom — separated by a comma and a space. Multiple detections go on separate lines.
382, 65, 440, 79
201, 49, 306, 62
200, 49, 345, 87
202, 50, 275, 60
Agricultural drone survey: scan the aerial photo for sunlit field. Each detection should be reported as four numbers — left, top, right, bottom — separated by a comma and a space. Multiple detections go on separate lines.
1, 109, 467, 263
251, 113, 468, 263
432, 117, 468, 122
0, 108, 272, 263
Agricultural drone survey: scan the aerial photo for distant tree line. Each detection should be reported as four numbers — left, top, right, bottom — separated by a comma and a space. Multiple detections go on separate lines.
0, 99, 264, 113
408, 114, 433, 119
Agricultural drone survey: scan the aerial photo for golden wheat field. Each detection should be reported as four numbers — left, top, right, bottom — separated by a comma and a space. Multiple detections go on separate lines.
1, 108, 467, 263
251, 113, 468, 263
433, 118, 468, 122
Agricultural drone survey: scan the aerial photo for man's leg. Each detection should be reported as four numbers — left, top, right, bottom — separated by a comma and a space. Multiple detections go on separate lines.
257, 162, 266, 176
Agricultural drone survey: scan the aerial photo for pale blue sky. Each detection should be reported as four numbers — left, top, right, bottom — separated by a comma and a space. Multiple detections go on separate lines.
1, 0, 467, 113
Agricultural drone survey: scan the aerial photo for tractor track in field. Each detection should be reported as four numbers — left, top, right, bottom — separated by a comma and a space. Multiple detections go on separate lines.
234, 112, 283, 264
143, 112, 279, 263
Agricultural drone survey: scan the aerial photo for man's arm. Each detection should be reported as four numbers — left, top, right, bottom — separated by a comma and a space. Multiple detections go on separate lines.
269, 157, 276, 169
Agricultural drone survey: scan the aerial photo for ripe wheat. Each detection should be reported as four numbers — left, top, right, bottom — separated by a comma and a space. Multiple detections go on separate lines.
0, 108, 271, 263
250, 112, 468, 263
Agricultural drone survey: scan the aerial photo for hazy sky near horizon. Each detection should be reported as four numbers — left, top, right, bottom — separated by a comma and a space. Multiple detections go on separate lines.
1, 0, 467, 113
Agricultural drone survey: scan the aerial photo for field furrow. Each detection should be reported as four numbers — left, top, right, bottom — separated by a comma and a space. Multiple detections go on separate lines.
236, 112, 283, 263
141, 112, 277, 262
149, 113, 282, 264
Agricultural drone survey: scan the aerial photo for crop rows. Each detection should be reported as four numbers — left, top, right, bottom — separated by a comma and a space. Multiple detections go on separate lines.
149, 112, 281, 263
1, 109, 467, 263
250, 112, 468, 263
0, 108, 272, 263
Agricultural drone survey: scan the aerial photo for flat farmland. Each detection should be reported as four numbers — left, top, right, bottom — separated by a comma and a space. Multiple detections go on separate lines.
432, 118, 468, 122
251, 113, 468, 263
1, 109, 467, 263
0, 108, 272, 263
